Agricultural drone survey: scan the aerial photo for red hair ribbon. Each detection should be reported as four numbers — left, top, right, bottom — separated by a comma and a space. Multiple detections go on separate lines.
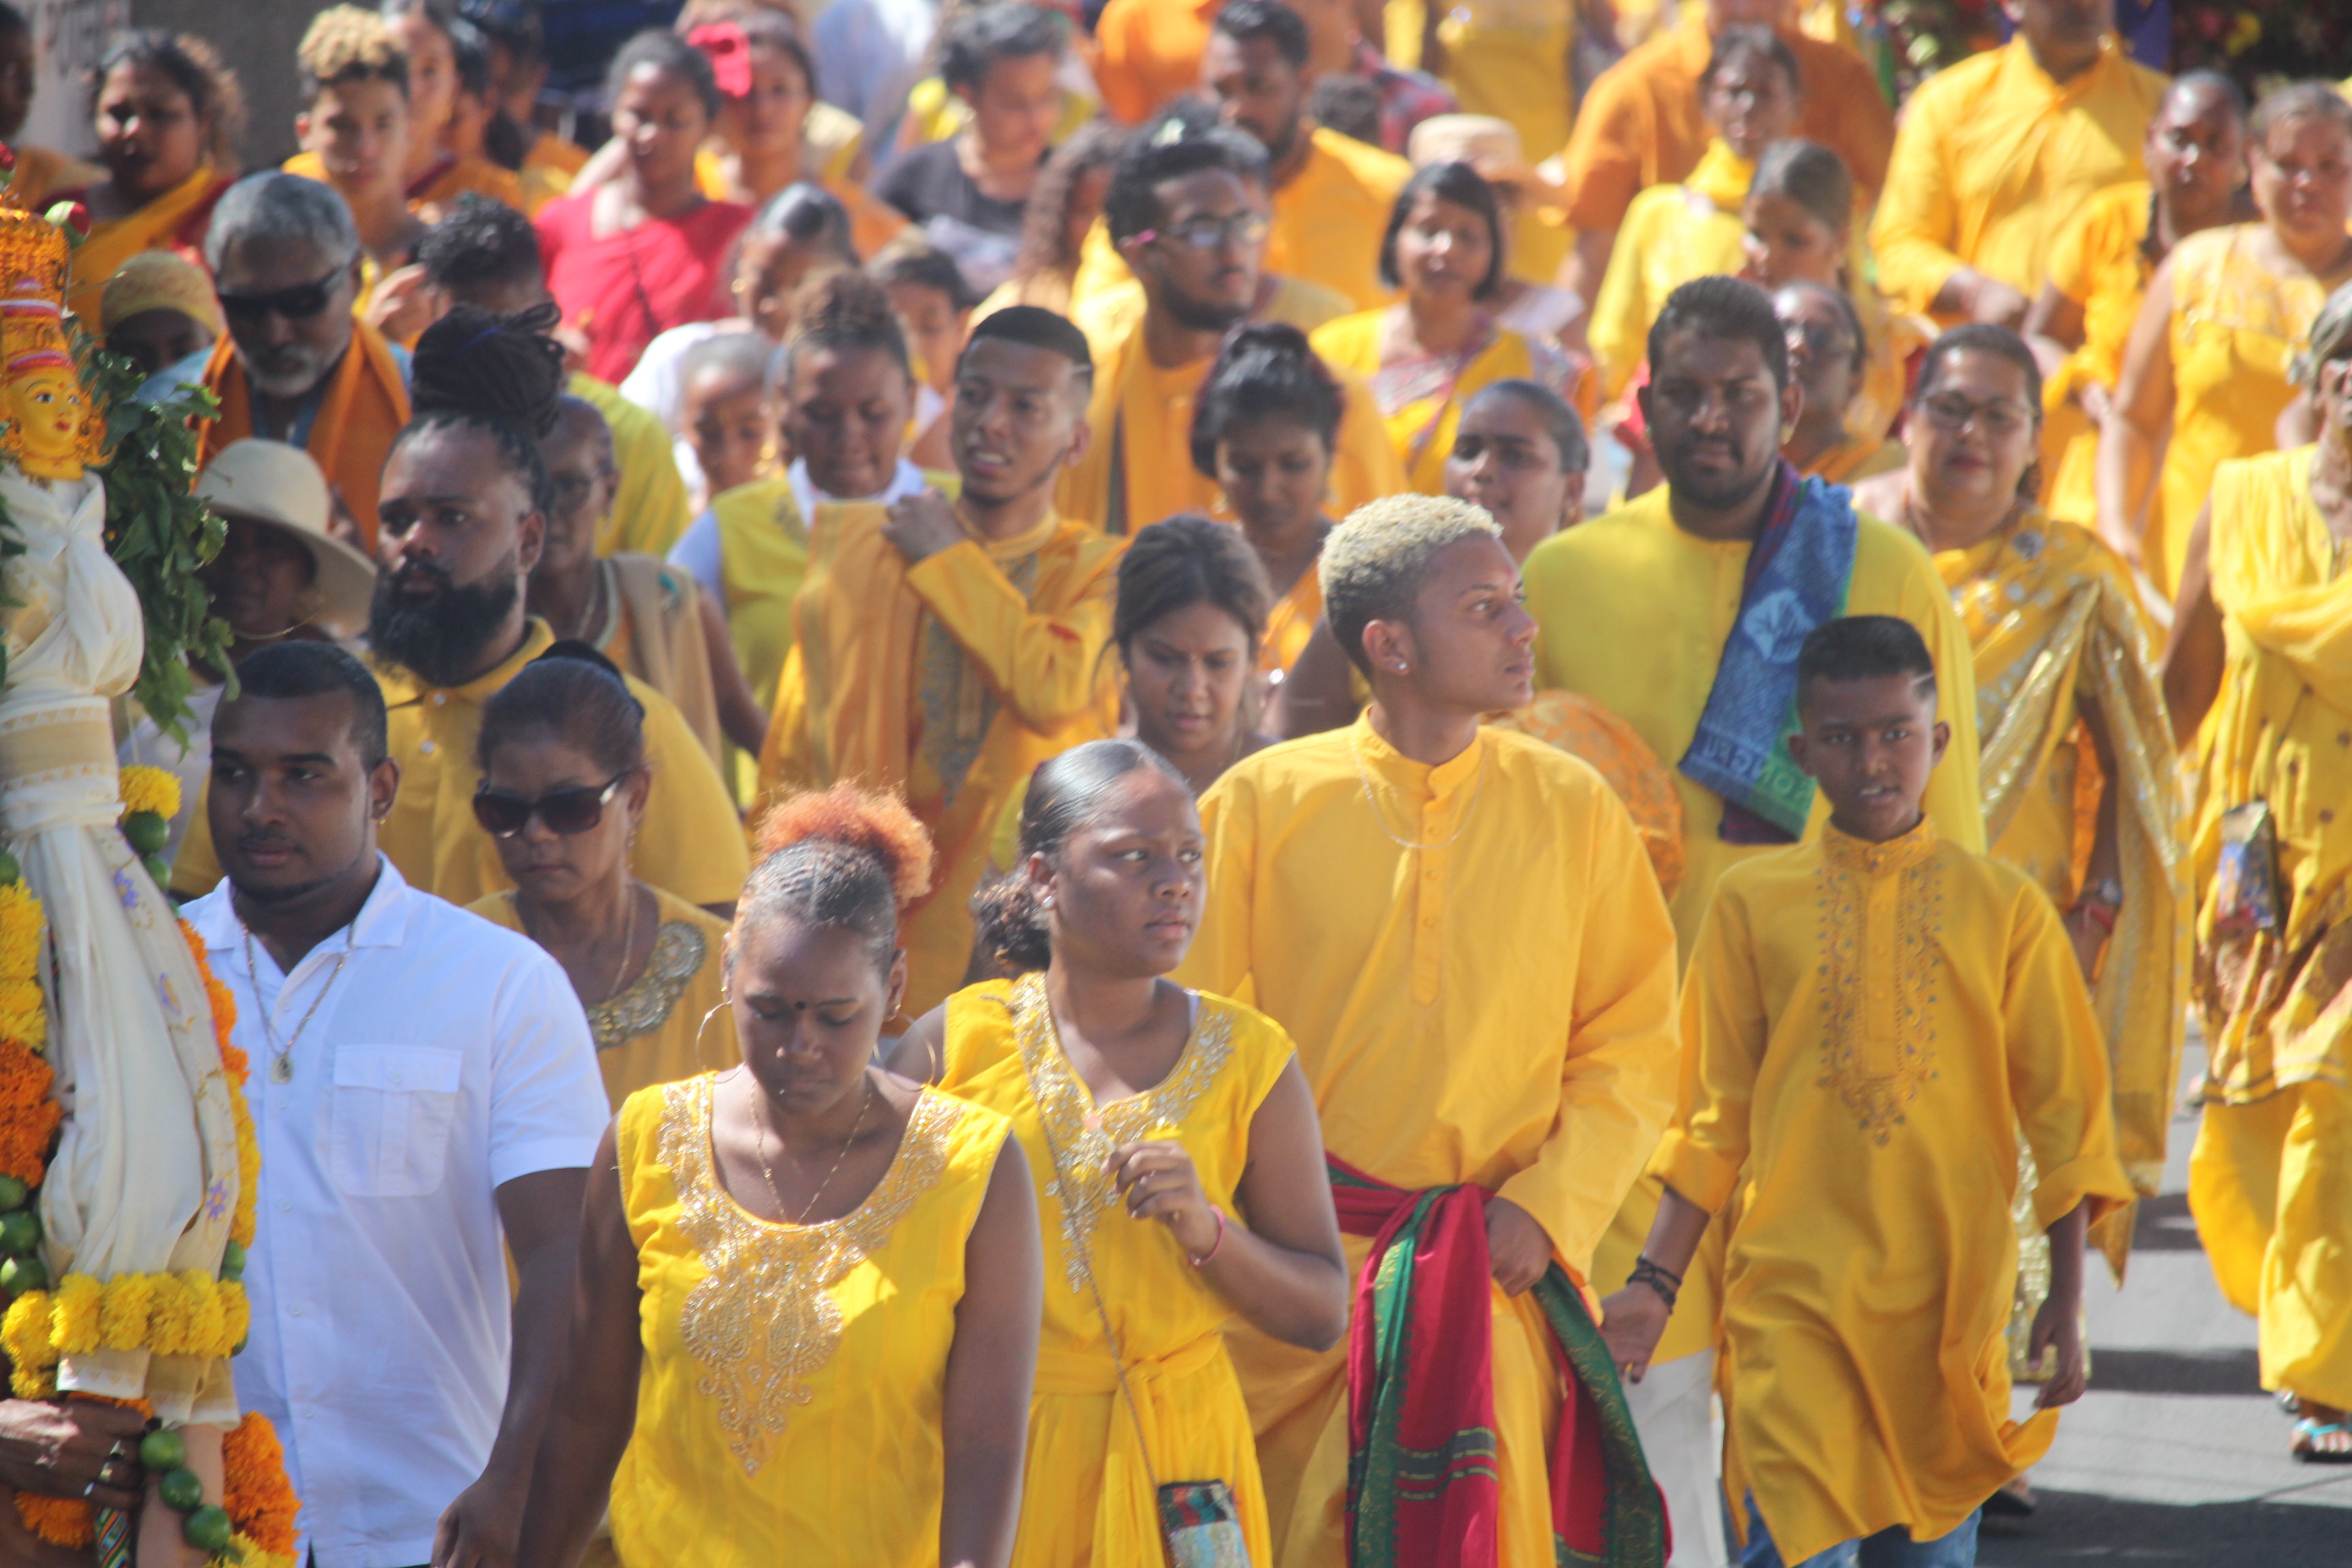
686, 22, 754, 99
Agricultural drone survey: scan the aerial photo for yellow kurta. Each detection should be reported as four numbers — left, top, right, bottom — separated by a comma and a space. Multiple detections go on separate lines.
1068, 240, 1354, 372
468, 886, 738, 1108
608, 1075, 1012, 1565
1586, 140, 1752, 402
1310, 309, 1582, 494
1524, 486, 1987, 1364
2184, 446, 2352, 1409
170, 619, 750, 910
941, 975, 1293, 1568
757, 506, 1123, 1015
1055, 320, 1408, 536
1869, 36, 2166, 325
1657, 820, 2132, 1565
1935, 510, 2186, 1206
1430, 0, 1577, 180
1267, 128, 1414, 313
572, 372, 694, 559
1175, 718, 1681, 1568
1801, 433, 1905, 485
2146, 225, 2346, 601
2042, 181, 2153, 529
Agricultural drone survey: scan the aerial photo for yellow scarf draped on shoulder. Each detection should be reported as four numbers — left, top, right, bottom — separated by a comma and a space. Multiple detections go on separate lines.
67, 165, 227, 323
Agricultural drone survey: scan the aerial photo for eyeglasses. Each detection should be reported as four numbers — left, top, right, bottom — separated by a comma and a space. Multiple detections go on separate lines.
471, 773, 631, 838
1916, 391, 2036, 437
1131, 213, 1269, 252
216, 259, 355, 325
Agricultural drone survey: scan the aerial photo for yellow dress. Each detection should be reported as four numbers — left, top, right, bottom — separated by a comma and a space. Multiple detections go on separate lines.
940, 975, 1293, 1568
1658, 820, 2132, 1565
1869, 36, 2165, 326
170, 619, 750, 911
571, 372, 694, 560
1055, 319, 1408, 536
2184, 446, 2352, 1410
757, 506, 1123, 1015
1267, 128, 1415, 313
467, 887, 737, 1109
2041, 182, 2153, 529
607, 1075, 1013, 1565
1175, 718, 1680, 1568
1523, 485, 1987, 1363
1310, 309, 1584, 494
1586, 140, 1752, 402
2146, 225, 2348, 602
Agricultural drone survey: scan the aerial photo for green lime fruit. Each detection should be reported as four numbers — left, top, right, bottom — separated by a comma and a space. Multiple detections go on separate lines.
0, 849, 18, 885
157, 1467, 203, 1512
219, 1239, 244, 1273
182, 1505, 233, 1552
122, 812, 169, 855
0, 1176, 27, 1212
1, 1255, 46, 1294
216, 1261, 242, 1286
140, 1428, 186, 1473
140, 853, 172, 889
0, 1209, 40, 1254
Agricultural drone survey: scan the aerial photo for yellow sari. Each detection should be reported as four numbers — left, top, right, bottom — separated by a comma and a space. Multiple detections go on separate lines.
65, 165, 229, 323
940, 975, 1292, 1568
2185, 446, 2352, 1411
1311, 308, 1584, 494
608, 1075, 1013, 1565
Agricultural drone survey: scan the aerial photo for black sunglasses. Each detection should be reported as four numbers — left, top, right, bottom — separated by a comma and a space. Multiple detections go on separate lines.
472, 773, 631, 838
216, 259, 354, 325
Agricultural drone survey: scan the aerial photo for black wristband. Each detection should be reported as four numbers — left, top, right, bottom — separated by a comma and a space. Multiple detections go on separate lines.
1629, 1255, 1682, 1311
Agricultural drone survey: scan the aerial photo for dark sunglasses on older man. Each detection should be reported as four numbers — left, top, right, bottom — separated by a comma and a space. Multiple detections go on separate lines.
216, 259, 354, 325
471, 773, 632, 838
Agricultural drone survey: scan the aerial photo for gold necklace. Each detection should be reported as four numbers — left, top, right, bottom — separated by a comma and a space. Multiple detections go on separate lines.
242, 923, 356, 1084
753, 1072, 875, 1224
1348, 731, 1485, 852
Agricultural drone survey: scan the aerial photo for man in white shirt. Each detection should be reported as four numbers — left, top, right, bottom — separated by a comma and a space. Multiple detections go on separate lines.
182, 640, 608, 1568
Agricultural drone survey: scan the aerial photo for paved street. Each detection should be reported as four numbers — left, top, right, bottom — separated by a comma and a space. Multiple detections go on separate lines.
1978, 1047, 2352, 1565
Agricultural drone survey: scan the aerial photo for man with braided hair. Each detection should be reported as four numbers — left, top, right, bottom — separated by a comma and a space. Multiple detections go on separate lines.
1178, 493, 1678, 1568
757, 304, 1124, 1017
169, 307, 749, 917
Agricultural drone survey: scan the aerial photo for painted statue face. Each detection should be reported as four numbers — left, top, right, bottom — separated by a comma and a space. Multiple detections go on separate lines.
6, 361, 86, 479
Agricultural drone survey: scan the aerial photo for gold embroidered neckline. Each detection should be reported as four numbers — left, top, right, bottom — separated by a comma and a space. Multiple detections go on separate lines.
1823, 817, 1940, 879
657, 1075, 961, 1473
1005, 973, 1235, 1295
1816, 832, 1944, 1143
587, 919, 708, 1053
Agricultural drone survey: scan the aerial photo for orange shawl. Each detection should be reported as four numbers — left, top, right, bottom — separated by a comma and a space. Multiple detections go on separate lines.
61, 166, 230, 323
197, 323, 412, 551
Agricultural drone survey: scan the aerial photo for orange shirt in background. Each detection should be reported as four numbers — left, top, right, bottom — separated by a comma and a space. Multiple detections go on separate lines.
1094, 0, 1224, 124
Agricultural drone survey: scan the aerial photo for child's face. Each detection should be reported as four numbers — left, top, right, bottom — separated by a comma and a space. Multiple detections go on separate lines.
685, 369, 770, 497
885, 280, 966, 394
1788, 672, 1950, 843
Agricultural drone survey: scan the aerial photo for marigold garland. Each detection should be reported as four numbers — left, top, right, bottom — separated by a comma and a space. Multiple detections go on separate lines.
222, 1411, 300, 1559
116, 763, 180, 821
0, 883, 38, 982
14, 1492, 92, 1548
0, 1039, 57, 1185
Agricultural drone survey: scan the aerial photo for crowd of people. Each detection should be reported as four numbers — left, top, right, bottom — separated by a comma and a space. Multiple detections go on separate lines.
0, 0, 2337, 1563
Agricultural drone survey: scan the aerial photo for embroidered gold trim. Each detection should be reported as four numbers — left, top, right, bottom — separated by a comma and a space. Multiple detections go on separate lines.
657, 1075, 962, 1475
587, 920, 708, 1054
1816, 829, 1944, 1143
1005, 973, 1235, 1296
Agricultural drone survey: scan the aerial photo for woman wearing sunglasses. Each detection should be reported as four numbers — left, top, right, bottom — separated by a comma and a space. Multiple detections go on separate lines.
466, 642, 736, 1107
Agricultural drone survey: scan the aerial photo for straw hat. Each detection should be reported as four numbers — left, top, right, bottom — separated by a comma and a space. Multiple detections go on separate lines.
99, 250, 224, 336
1407, 114, 1548, 190
194, 440, 378, 636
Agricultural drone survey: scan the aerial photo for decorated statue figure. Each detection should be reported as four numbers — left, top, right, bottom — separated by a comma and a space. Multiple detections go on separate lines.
0, 197, 297, 1567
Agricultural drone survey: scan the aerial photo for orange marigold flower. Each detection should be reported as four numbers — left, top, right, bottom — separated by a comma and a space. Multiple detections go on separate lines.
222, 1411, 301, 1556
16, 1492, 93, 1547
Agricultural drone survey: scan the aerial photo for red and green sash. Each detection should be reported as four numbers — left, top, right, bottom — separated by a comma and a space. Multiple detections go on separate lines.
1331, 1156, 1668, 1568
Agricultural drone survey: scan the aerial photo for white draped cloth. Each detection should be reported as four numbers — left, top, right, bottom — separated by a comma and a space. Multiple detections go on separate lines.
0, 468, 241, 1424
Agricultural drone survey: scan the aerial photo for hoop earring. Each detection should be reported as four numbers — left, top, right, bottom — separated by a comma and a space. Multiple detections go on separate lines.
692, 997, 731, 1074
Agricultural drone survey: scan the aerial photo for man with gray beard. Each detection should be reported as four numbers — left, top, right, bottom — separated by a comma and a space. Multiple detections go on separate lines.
186, 172, 416, 552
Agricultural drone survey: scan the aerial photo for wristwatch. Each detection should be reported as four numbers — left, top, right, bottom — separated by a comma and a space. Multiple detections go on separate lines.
2080, 877, 2124, 910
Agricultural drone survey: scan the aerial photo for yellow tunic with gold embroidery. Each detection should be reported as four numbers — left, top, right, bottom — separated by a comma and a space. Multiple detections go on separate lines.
1175, 719, 1680, 1568
757, 507, 1124, 1015
2146, 225, 2349, 601
606, 1076, 1012, 1565
468, 887, 736, 1108
1586, 140, 1752, 402
2183, 447, 2352, 1410
941, 975, 1294, 1568
1657, 821, 2131, 1565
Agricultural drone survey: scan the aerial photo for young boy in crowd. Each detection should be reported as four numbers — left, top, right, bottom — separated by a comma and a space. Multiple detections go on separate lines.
1609, 615, 2133, 1568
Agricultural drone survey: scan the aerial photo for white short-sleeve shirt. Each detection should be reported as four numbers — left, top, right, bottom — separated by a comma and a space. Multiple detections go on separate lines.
184, 857, 608, 1568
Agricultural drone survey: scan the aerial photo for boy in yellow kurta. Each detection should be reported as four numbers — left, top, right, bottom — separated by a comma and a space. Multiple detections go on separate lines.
758, 308, 1124, 1016
1177, 495, 1678, 1568
1612, 615, 2132, 1568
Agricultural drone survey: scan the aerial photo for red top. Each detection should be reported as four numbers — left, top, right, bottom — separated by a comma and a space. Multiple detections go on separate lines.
535, 193, 752, 385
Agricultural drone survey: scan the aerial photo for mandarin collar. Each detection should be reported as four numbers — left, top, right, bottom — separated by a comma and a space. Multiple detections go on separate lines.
1823, 814, 1939, 878
1350, 712, 1486, 800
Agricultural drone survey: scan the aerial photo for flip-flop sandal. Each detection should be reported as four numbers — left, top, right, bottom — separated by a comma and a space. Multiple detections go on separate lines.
2291, 1419, 2352, 1463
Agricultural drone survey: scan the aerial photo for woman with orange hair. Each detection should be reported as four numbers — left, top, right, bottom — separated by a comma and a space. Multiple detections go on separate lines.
511, 783, 1044, 1568
894, 738, 1348, 1568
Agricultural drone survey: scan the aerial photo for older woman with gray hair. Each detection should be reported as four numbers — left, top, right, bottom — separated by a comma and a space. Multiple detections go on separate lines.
185, 170, 416, 552
2161, 274, 2352, 1466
